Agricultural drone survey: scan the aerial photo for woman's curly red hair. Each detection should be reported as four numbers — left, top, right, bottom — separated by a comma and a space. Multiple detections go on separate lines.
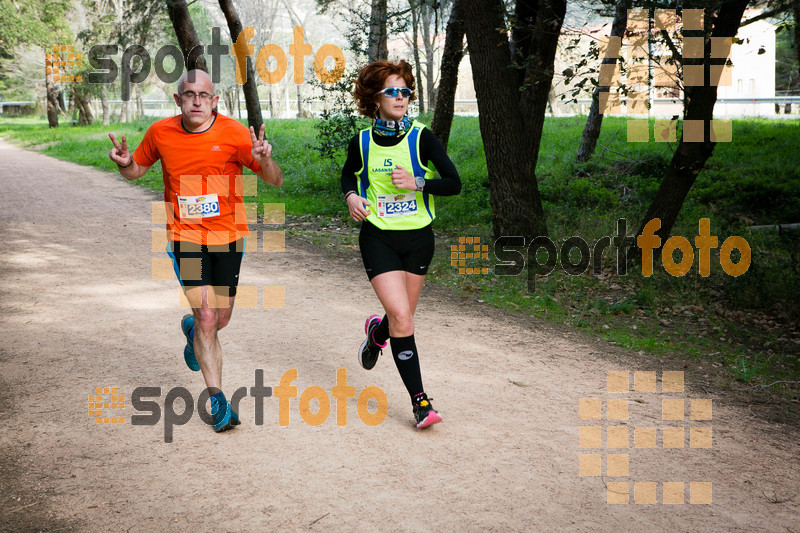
353, 60, 416, 117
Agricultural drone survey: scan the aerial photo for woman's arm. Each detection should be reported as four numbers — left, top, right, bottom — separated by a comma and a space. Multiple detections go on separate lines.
419, 128, 461, 196
340, 136, 361, 195
341, 134, 372, 221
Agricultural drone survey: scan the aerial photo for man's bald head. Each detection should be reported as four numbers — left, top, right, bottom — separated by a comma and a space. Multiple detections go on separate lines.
173, 69, 219, 132
177, 69, 215, 95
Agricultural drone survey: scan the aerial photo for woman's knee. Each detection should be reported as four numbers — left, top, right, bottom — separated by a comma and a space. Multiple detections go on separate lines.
388, 310, 414, 336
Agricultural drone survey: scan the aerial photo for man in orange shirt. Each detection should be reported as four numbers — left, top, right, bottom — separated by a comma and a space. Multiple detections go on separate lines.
108, 69, 283, 432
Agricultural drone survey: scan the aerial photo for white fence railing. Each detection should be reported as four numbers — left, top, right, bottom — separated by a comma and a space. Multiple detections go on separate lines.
3, 97, 800, 119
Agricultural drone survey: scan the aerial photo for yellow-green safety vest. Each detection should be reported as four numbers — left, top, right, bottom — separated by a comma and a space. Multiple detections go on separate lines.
355, 121, 435, 230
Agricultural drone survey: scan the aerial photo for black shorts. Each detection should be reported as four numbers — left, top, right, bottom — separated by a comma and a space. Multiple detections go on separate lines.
358, 220, 435, 280
167, 238, 245, 296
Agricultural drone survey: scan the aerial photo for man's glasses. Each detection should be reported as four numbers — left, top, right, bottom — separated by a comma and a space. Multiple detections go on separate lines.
380, 87, 412, 98
180, 91, 214, 101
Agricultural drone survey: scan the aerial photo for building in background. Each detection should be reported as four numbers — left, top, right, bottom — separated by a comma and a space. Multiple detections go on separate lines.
716, 16, 776, 116
554, 9, 782, 118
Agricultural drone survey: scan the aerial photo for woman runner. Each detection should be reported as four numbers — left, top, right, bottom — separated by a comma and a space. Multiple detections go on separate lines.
341, 60, 461, 429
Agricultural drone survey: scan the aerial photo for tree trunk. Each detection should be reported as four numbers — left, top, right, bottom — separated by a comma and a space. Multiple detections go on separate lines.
421, 4, 437, 111
101, 84, 110, 126
631, 0, 750, 256
135, 83, 144, 120
794, 0, 800, 82
411, 0, 425, 113
463, 0, 566, 240
57, 90, 67, 115
519, 0, 567, 169
296, 85, 303, 118
165, 0, 208, 72
222, 87, 233, 115
368, 0, 389, 62
74, 90, 94, 125
128, 90, 136, 121
68, 92, 76, 120
575, 0, 629, 163
547, 86, 557, 116
85, 96, 95, 125
236, 83, 242, 119
218, 0, 263, 131
430, 0, 465, 149
118, 100, 129, 124
268, 87, 274, 118
45, 76, 59, 128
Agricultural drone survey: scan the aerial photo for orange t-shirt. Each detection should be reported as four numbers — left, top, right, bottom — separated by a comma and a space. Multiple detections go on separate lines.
133, 112, 261, 246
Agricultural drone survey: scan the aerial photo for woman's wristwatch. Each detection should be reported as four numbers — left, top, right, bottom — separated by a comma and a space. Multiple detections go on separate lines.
415, 176, 425, 191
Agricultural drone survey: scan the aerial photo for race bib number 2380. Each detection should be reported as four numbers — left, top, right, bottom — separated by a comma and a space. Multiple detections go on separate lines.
177, 194, 220, 219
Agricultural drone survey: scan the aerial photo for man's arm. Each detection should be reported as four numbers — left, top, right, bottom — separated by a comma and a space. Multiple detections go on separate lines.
108, 133, 151, 180
249, 125, 283, 187
255, 155, 283, 187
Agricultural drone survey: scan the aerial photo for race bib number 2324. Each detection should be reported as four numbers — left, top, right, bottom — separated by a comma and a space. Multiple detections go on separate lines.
377, 192, 417, 218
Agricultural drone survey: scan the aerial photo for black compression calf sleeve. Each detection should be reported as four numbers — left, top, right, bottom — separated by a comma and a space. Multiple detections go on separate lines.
390, 334, 424, 399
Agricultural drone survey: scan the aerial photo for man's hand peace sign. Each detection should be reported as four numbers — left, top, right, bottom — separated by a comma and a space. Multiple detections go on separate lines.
108, 133, 131, 167
250, 124, 273, 166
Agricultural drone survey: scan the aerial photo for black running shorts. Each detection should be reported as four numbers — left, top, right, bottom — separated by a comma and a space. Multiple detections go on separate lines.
167, 238, 245, 296
358, 220, 435, 280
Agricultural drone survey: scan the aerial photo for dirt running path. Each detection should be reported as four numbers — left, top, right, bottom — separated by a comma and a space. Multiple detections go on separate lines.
0, 138, 798, 532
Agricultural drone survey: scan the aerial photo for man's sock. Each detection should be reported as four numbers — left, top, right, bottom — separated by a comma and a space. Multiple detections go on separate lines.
389, 334, 423, 399
373, 314, 389, 346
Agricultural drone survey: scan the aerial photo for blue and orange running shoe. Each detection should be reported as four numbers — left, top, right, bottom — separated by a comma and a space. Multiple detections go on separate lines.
211, 397, 240, 432
181, 314, 200, 372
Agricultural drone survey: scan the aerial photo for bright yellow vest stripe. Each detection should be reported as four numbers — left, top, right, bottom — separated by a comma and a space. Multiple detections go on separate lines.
355, 121, 435, 230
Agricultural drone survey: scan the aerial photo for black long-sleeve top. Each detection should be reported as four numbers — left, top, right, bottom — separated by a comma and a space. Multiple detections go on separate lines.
340, 127, 462, 197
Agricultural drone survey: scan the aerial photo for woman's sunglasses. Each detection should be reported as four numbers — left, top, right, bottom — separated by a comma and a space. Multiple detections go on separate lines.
380, 87, 413, 98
